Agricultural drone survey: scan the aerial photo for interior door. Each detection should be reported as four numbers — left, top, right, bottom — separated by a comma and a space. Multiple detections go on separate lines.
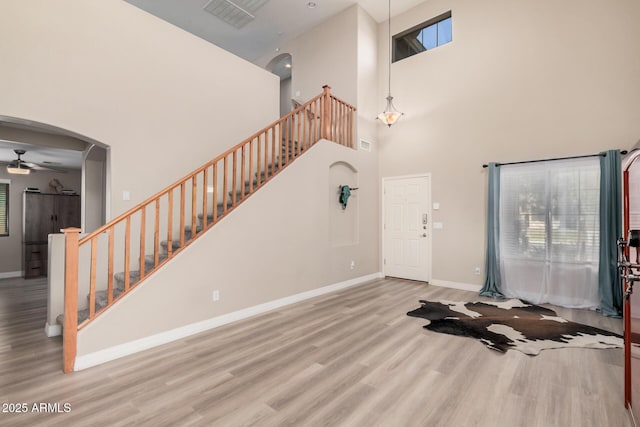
383, 175, 431, 282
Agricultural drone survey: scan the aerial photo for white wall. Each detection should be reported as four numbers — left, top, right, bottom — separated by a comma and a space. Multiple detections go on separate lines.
0, 169, 81, 275
0, 0, 279, 221
76, 140, 380, 358
279, 77, 293, 117
257, 5, 359, 106
378, 0, 640, 286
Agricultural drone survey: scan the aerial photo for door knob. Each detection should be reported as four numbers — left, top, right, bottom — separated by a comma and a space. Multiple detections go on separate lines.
420, 233, 427, 237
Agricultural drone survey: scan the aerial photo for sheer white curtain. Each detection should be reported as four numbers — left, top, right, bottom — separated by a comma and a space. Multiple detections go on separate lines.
499, 158, 600, 308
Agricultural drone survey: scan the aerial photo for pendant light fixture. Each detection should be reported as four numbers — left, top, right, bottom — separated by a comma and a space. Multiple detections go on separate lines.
377, 0, 403, 127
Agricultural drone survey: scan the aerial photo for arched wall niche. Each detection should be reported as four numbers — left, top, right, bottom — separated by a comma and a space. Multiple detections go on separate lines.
329, 161, 358, 247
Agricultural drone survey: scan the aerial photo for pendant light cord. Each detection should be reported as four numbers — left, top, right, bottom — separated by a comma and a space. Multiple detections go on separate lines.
388, 0, 391, 97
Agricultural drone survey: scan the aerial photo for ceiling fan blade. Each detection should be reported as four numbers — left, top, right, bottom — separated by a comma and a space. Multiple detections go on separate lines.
24, 162, 67, 173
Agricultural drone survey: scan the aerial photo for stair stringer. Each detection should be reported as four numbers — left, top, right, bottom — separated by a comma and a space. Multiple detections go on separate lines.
74, 139, 379, 370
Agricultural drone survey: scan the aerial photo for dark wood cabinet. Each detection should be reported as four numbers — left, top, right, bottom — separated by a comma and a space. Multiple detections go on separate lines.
22, 192, 81, 278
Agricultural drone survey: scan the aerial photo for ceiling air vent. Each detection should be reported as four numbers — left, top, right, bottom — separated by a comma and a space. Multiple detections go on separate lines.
203, 0, 270, 29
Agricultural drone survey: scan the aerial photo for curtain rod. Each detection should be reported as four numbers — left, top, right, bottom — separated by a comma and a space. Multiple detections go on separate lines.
482, 150, 628, 168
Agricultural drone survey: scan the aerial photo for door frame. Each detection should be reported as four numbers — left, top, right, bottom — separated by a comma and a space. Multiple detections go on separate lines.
381, 173, 433, 282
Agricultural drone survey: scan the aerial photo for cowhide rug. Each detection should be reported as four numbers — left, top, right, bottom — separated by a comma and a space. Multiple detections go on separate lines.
407, 299, 623, 355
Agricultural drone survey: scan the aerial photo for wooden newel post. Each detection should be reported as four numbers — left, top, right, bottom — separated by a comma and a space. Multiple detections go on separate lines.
63, 227, 81, 373
322, 85, 332, 140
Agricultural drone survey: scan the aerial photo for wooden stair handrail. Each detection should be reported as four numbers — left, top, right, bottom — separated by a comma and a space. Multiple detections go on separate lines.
79, 91, 331, 245
62, 86, 356, 372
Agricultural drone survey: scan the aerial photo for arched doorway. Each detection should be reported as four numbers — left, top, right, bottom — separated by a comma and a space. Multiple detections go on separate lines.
265, 53, 293, 117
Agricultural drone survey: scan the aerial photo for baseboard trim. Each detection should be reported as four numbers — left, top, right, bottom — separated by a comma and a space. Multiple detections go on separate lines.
45, 322, 62, 337
0, 271, 22, 279
431, 279, 482, 293
74, 272, 384, 371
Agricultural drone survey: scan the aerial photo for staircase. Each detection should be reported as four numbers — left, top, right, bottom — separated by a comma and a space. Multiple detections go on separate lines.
59, 86, 356, 372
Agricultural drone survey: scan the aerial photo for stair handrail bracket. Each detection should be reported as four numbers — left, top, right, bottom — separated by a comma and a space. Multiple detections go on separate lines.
62, 86, 356, 372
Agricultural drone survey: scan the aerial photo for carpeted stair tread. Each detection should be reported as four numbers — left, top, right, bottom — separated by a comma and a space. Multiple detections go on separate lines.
114, 270, 141, 288
95, 288, 125, 308
56, 309, 91, 327
197, 202, 233, 224
144, 253, 169, 270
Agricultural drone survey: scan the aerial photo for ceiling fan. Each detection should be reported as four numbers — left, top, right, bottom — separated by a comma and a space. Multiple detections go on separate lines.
4, 149, 65, 174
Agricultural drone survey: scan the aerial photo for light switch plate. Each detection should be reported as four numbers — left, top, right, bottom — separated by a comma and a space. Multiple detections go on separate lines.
433, 202, 440, 210
433, 222, 443, 229
123, 191, 130, 201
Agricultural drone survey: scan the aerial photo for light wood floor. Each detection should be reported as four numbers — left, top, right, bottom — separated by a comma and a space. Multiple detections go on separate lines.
0, 276, 632, 426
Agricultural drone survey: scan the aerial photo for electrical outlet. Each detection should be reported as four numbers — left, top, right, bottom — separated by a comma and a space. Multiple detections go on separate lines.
474, 267, 481, 275
350, 260, 355, 270
213, 290, 220, 301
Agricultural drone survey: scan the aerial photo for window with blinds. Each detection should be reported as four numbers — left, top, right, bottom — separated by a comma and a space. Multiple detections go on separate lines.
0, 181, 8, 236
628, 159, 640, 229
499, 158, 600, 264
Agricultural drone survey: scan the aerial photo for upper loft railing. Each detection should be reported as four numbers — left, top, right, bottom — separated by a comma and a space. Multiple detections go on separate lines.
61, 86, 356, 372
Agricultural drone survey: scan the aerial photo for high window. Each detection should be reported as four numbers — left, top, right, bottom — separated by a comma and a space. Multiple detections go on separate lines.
0, 180, 8, 236
393, 11, 452, 62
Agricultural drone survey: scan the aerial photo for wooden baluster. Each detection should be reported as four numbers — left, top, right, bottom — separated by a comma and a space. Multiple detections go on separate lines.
167, 189, 173, 257
257, 135, 262, 187
294, 111, 302, 157
179, 182, 185, 248
191, 176, 197, 237
202, 168, 209, 229
310, 101, 315, 146
223, 155, 229, 214
285, 117, 290, 164
212, 163, 218, 223
317, 99, 321, 143
332, 98, 336, 141
278, 121, 283, 170
340, 102, 347, 145
347, 103, 351, 146
63, 227, 81, 373
271, 126, 276, 178
249, 140, 254, 193
303, 106, 308, 150
336, 101, 340, 144
316, 99, 321, 143
107, 227, 114, 304
139, 207, 146, 279
154, 199, 160, 267
340, 101, 344, 145
350, 106, 355, 148
346, 105, 350, 147
241, 145, 246, 199
89, 238, 97, 318
124, 216, 131, 291
232, 151, 238, 206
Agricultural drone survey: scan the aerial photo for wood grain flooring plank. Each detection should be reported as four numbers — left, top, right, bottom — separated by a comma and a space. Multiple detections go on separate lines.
0, 276, 631, 426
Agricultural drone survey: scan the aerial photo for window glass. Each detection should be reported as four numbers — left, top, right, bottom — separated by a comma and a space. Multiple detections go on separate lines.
422, 25, 438, 50
393, 12, 452, 62
437, 17, 452, 45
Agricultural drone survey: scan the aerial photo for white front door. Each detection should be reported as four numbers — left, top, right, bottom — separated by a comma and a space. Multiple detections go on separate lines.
383, 175, 431, 282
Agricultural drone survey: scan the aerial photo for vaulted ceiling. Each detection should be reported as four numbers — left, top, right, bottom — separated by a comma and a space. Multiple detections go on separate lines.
125, 0, 425, 61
